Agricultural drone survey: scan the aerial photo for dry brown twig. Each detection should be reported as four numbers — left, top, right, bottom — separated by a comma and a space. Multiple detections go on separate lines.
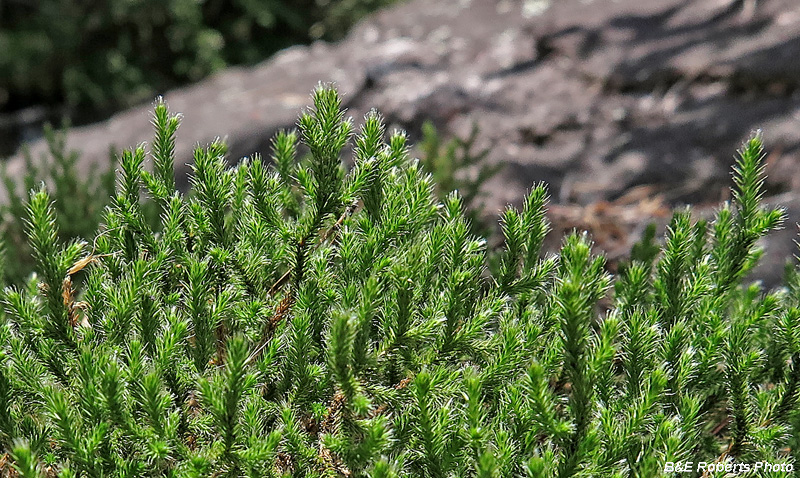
318, 391, 351, 477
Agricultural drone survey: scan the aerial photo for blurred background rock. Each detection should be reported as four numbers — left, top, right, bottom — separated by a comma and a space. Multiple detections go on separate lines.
2, 0, 800, 287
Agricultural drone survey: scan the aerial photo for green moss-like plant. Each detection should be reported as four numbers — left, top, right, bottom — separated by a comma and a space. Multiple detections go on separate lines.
0, 87, 798, 477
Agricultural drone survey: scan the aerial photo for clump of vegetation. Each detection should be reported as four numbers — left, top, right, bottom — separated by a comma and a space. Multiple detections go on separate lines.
0, 116, 490, 287
0, 86, 798, 477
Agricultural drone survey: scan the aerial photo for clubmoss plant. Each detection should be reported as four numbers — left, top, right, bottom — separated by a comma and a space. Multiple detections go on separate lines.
0, 86, 798, 477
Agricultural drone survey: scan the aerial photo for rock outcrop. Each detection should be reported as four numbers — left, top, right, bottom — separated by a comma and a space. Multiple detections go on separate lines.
4, 0, 800, 285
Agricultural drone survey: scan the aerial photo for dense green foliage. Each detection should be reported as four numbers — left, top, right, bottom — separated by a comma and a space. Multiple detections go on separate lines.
0, 0, 395, 121
0, 87, 798, 477
0, 119, 482, 288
